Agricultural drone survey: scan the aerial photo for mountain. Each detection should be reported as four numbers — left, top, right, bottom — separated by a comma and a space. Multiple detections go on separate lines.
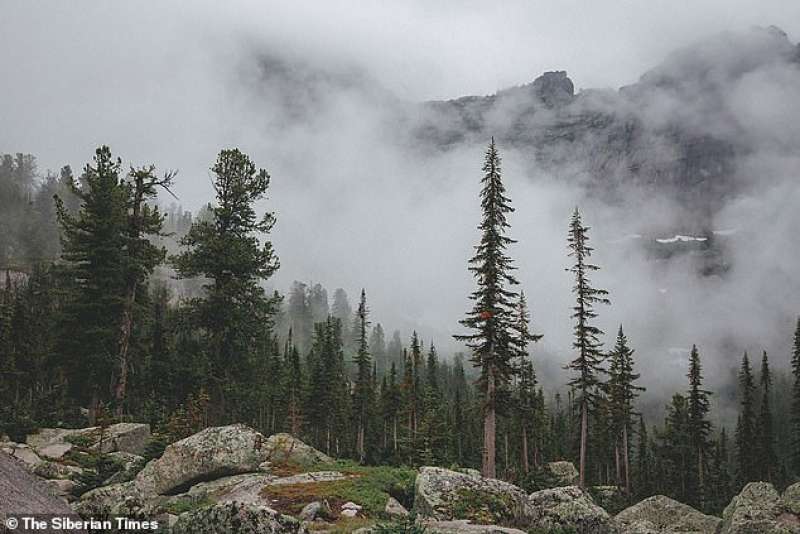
411, 26, 800, 228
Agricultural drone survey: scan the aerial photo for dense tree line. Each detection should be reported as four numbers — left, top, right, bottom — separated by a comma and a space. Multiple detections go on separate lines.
0, 145, 799, 517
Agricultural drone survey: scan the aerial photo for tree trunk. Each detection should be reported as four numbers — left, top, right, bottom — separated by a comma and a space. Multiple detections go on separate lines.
579, 399, 588, 488
393, 417, 398, 452
615, 442, 621, 487
522, 425, 530, 474
623, 425, 631, 497
483, 369, 497, 479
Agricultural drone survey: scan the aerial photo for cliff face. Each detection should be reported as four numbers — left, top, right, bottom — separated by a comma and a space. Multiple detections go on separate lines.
411, 26, 800, 224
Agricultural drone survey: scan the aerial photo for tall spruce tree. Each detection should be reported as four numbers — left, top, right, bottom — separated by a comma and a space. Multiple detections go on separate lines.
172, 149, 280, 421
735, 352, 757, 485
757, 351, 777, 483
454, 139, 519, 478
686, 345, 712, 508
352, 289, 373, 463
512, 291, 542, 473
607, 326, 644, 495
55, 146, 129, 422
565, 207, 610, 487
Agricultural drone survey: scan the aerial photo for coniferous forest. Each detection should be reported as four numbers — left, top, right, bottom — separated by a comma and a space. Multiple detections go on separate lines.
2, 141, 800, 518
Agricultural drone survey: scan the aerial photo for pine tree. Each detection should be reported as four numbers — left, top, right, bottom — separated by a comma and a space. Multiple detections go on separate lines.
686, 345, 712, 507
607, 326, 644, 495
735, 352, 757, 485
454, 139, 519, 478
756, 351, 777, 483
352, 289, 373, 463
172, 149, 280, 421
55, 146, 129, 422
511, 291, 542, 473
565, 207, 610, 487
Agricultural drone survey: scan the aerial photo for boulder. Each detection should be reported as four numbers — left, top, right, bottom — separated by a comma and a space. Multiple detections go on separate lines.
38, 442, 73, 460
103, 451, 146, 485
422, 519, 528, 534
44, 478, 76, 498
542, 461, 579, 487
615, 495, 721, 533
263, 433, 333, 466
1, 451, 86, 533
0, 442, 43, 470
172, 473, 276, 506
341, 501, 363, 517
526, 485, 615, 534
414, 467, 530, 525
33, 460, 83, 480
721, 481, 800, 533
385, 496, 410, 517
73, 481, 152, 518
299, 500, 331, 521
27, 423, 150, 456
134, 424, 269, 495
782, 483, 800, 516
170, 501, 307, 534
269, 471, 347, 486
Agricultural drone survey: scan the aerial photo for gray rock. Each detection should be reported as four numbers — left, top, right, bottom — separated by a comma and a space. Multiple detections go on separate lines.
73, 481, 152, 518
27, 423, 151, 456
526, 485, 615, 534
615, 495, 721, 533
341, 501, 363, 517
721, 481, 800, 533
782, 483, 800, 516
414, 466, 530, 525
33, 460, 83, 480
1, 442, 43, 470
103, 451, 146, 485
0, 451, 86, 533
299, 500, 331, 521
170, 501, 307, 534
177, 472, 276, 505
422, 519, 528, 534
38, 442, 73, 460
134, 424, 270, 495
269, 471, 346, 486
44, 478, 76, 498
264, 433, 333, 466
542, 461, 579, 487
385, 496, 410, 517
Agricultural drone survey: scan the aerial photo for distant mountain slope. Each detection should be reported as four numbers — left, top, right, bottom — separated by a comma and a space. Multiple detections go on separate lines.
411, 26, 800, 224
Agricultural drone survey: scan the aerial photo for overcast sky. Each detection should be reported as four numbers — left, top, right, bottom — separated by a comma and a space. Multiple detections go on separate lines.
2, 0, 799, 185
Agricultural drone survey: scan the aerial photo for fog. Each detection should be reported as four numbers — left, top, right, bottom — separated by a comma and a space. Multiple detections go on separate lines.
2, 1, 800, 409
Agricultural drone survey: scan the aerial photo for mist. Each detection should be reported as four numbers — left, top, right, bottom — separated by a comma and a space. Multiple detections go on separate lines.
2, 1, 800, 415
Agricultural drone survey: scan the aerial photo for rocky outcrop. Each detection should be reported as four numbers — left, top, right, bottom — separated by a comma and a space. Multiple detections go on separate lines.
526, 485, 615, 534
385, 496, 409, 517
615, 495, 721, 533
421, 519, 527, 534
263, 433, 333, 466
170, 502, 307, 534
0, 451, 86, 533
1, 441, 43, 470
27, 423, 150, 456
721, 481, 800, 533
541, 461, 579, 487
134, 424, 269, 495
413, 467, 530, 525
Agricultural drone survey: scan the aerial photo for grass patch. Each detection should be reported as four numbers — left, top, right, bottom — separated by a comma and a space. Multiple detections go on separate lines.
261, 461, 416, 520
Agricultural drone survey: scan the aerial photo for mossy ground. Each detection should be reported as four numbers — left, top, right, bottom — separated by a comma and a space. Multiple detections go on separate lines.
261, 459, 416, 524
